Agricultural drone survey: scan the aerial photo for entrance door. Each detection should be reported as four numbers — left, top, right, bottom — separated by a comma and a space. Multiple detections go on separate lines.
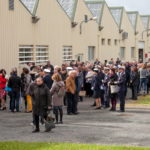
138, 49, 144, 63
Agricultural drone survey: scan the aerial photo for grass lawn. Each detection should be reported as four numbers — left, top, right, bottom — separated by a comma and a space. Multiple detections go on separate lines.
0, 142, 150, 150
136, 95, 150, 105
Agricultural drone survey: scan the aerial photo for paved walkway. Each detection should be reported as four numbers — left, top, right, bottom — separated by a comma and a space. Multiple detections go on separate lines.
0, 98, 150, 147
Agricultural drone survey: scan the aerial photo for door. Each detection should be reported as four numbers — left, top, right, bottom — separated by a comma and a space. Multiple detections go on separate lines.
138, 49, 144, 63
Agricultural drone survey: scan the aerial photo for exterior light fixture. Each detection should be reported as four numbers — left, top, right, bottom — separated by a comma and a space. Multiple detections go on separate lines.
135, 31, 139, 35
80, 15, 97, 34
142, 29, 150, 39
71, 22, 78, 28
32, 16, 40, 24
119, 29, 124, 33
99, 26, 104, 31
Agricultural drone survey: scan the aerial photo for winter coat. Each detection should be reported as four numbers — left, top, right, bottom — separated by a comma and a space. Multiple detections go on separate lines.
50, 81, 65, 106
8, 74, 21, 92
66, 77, 76, 94
43, 74, 53, 89
0, 75, 7, 89
29, 83, 52, 116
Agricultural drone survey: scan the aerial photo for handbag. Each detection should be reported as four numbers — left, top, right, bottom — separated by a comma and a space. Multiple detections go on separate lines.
110, 85, 119, 94
79, 90, 86, 97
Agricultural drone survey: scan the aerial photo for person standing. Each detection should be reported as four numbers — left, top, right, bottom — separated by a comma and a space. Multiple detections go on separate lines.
8, 69, 21, 112
50, 73, 65, 124
43, 69, 53, 89
109, 68, 118, 111
66, 71, 76, 115
130, 66, 139, 100
21, 68, 32, 112
139, 63, 148, 95
115, 66, 126, 112
0, 70, 7, 110
29, 77, 52, 133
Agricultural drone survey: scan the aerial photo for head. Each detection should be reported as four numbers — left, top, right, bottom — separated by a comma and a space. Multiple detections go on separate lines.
36, 77, 44, 86
23, 67, 29, 74
11, 68, 17, 76
69, 70, 77, 78
52, 73, 62, 82
104, 68, 110, 74
142, 63, 147, 69
54, 66, 61, 73
110, 68, 116, 75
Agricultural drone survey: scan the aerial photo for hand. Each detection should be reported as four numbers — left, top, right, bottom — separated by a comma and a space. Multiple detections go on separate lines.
48, 106, 52, 110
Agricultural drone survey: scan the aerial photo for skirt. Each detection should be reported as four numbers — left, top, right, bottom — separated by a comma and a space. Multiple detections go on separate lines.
0, 88, 6, 99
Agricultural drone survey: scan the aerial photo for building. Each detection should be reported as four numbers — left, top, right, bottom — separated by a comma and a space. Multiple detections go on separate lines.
0, 0, 150, 72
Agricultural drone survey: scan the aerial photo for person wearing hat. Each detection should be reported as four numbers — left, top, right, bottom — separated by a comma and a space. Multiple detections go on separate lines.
115, 66, 126, 112
103, 67, 110, 108
43, 69, 53, 90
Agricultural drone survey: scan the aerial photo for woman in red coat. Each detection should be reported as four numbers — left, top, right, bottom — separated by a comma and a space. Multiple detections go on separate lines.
0, 71, 7, 110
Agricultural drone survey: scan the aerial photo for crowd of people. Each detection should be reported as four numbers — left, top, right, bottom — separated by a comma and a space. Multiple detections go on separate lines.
0, 58, 150, 132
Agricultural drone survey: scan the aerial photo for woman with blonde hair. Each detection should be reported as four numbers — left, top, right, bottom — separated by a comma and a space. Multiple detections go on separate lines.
139, 63, 148, 95
50, 73, 65, 124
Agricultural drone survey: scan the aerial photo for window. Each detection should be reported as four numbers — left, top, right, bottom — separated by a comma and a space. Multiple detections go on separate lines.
88, 46, 95, 61
131, 47, 135, 58
101, 38, 105, 45
120, 47, 125, 59
63, 46, 73, 61
9, 0, 14, 10
36, 46, 49, 64
19, 45, 34, 64
108, 39, 111, 45
114, 39, 118, 45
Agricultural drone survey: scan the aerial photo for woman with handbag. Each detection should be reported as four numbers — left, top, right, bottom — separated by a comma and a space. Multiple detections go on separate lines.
109, 68, 118, 111
50, 73, 65, 124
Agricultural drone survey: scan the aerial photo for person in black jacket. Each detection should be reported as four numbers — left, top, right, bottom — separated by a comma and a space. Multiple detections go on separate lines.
29, 77, 52, 133
92, 68, 104, 109
8, 69, 21, 112
43, 69, 53, 89
115, 66, 127, 112
130, 66, 139, 100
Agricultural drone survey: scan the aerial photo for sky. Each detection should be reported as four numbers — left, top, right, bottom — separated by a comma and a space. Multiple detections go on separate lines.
105, 0, 150, 15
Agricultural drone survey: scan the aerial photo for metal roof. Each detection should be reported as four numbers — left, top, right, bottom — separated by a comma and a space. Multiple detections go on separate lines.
109, 7, 123, 28
85, 0, 105, 25
127, 12, 138, 30
57, 0, 78, 21
20, 0, 39, 15
141, 16, 150, 29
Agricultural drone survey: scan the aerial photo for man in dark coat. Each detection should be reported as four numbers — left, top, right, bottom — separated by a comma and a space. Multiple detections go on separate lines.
116, 66, 127, 112
29, 77, 52, 133
8, 69, 21, 112
43, 69, 53, 89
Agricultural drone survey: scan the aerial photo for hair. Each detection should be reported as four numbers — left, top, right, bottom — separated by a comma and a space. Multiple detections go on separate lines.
142, 63, 147, 69
52, 73, 62, 82
110, 68, 116, 74
23, 67, 29, 74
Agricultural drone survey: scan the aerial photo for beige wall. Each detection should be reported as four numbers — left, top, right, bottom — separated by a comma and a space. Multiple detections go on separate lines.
120, 9, 135, 61
99, 3, 120, 62
0, 0, 150, 73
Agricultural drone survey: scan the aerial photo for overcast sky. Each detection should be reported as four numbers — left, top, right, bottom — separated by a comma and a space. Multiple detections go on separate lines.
105, 0, 150, 15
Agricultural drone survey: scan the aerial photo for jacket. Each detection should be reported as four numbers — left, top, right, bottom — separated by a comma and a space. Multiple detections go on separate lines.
0, 75, 7, 89
8, 74, 21, 92
66, 76, 76, 94
50, 81, 65, 106
29, 83, 52, 116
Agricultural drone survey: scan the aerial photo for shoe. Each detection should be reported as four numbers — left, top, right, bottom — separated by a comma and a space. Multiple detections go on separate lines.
1, 107, 6, 110
72, 112, 79, 115
59, 121, 63, 124
67, 113, 73, 115
118, 110, 125, 113
32, 129, 40, 133
55, 121, 58, 124
95, 107, 101, 110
